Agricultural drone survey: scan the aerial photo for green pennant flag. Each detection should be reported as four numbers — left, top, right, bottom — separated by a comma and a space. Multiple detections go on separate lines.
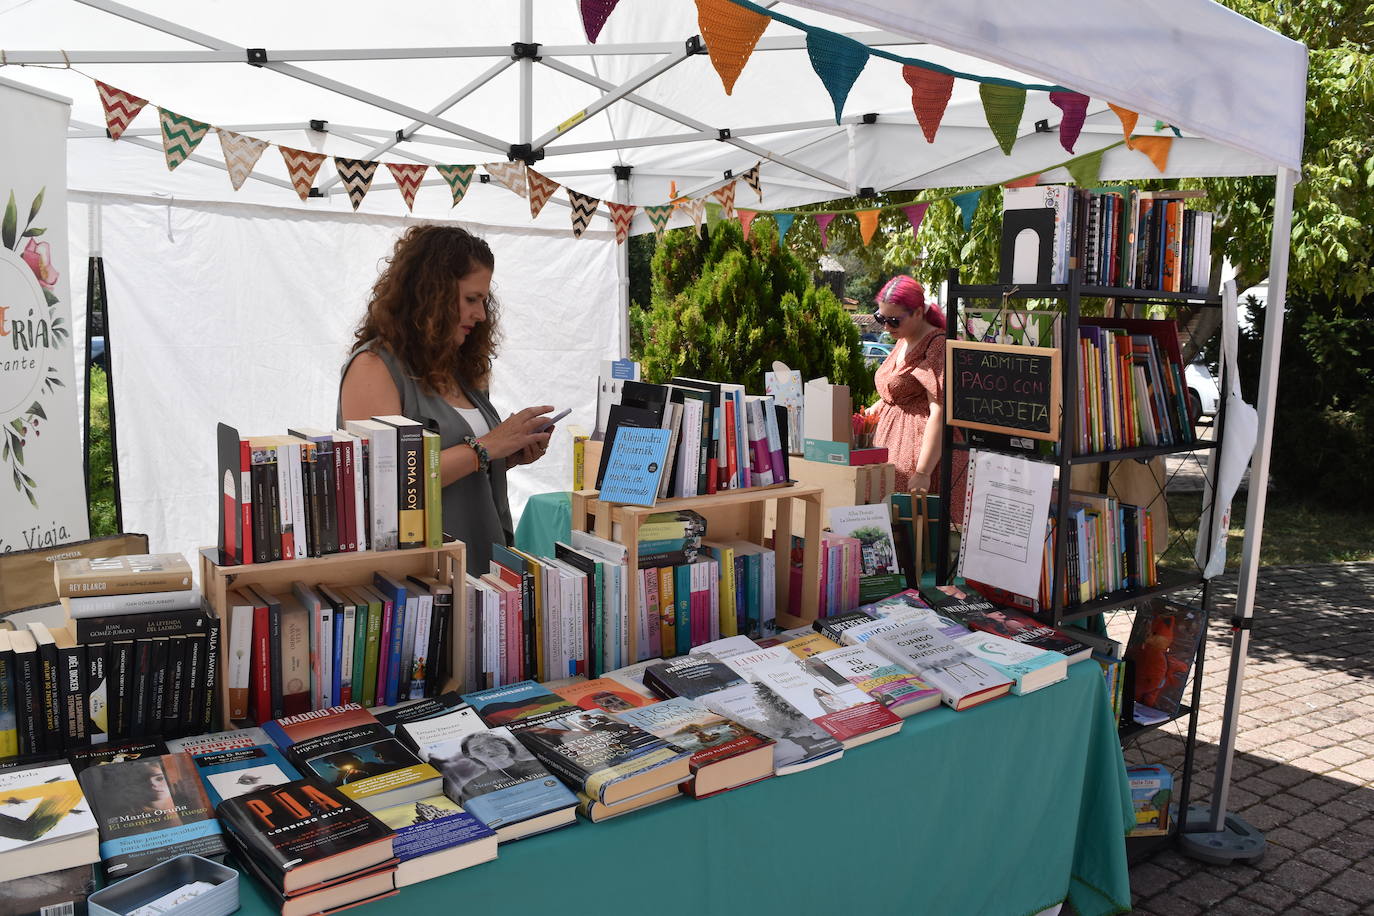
645, 204, 674, 237
705, 201, 724, 231
979, 84, 1026, 156
158, 108, 210, 171
1066, 149, 1105, 187
435, 164, 476, 207
952, 189, 983, 232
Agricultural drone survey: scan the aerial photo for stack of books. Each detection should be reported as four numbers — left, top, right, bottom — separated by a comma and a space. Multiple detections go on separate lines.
54, 552, 198, 617
1074, 318, 1194, 454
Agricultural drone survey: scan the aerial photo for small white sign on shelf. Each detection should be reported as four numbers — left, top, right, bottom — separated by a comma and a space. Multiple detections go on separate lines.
958, 449, 1054, 600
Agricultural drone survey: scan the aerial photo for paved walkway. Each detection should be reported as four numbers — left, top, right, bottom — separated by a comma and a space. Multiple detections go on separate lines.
1109, 562, 1374, 915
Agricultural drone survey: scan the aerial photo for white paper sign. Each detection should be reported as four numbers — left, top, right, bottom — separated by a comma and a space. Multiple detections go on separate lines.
0, 78, 89, 553
958, 449, 1053, 599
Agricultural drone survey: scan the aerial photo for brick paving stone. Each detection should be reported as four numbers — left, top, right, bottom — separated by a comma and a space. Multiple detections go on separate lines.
1140, 893, 1203, 916
1298, 890, 1359, 916
1296, 844, 1351, 874
1334, 758, 1374, 781
1317, 798, 1367, 824
1290, 809, 1349, 841
1173, 872, 1239, 907
1239, 881, 1297, 911
1290, 777, 1351, 805
1204, 897, 1278, 916
1267, 793, 1311, 817
1238, 803, 1292, 830
1324, 868, 1374, 905
1313, 746, 1364, 767
1130, 862, 1178, 897
1267, 859, 1332, 894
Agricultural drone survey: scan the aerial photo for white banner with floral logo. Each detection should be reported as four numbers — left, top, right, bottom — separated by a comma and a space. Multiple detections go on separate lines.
0, 78, 88, 553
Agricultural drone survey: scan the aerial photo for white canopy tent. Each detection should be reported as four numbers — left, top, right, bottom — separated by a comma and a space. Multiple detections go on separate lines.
3, 0, 1304, 846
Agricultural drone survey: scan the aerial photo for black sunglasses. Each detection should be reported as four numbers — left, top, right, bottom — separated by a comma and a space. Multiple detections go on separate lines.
872, 312, 905, 328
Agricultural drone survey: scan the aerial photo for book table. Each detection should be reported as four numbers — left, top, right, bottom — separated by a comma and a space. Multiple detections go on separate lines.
232, 661, 1133, 916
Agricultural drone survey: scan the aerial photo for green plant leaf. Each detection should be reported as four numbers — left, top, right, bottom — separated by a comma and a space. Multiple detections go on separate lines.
1, 191, 15, 250
22, 227, 45, 237
26, 488, 36, 508
28, 401, 47, 420
42, 288, 58, 307
27, 187, 44, 228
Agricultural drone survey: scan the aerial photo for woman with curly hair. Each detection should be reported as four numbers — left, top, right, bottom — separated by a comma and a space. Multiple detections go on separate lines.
338, 225, 553, 574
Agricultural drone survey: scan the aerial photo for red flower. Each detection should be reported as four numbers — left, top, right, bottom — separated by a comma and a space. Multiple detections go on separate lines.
21, 238, 59, 290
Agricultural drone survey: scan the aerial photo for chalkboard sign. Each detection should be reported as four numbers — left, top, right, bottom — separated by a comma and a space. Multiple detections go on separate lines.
945, 340, 1061, 441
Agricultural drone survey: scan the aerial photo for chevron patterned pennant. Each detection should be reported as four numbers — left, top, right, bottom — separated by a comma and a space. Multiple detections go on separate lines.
216, 129, 268, 191
526, 168, 561, 219
386, 162, 428, 211
483, 161, 528, 198
435, 164, 476, 207
280, 146, 326, 202
567, 189, 600, 238
95, 81, 148, 141
644, 204, 674, 237
334, 157, 378, 210
684, 198, 706, 236
711, 181, 737, 219
158, 108, 210, 172
741, 161, 763, 201
607, 201, 636, 244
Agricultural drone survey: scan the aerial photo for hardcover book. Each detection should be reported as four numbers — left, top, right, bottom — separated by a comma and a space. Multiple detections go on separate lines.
52, 553, 193, 598
0, 762, 99, 882
642, 657, 745, 700
698, 681, 843, 775
167, 727, 273, 756
939, 601, 1093, 664
868, 620, 1013, 711
955, 632, 1069, 695
66, 738, 169, 774
276, 718, 442, 812
372, 794, 497, 887
192, 744, 304, 807
551, 677, 654, 713
614, 697, 776, 798
749, 659, 903, 748
808, 644, 941, 717
460, 680, 577, 726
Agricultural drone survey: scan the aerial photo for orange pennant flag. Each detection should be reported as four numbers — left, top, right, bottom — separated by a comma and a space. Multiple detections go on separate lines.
857, 209, 880, 247
1003, 173, 1040, 189
1131, 136, 1174, 173
1107, 103, 1138, 149
738, 209, 757, 241
696, 0, 770, 95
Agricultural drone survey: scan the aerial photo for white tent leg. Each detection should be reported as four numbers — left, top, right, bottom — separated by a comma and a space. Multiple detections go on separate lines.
1180, 166, 1297, 865
616, 172, 631, 360
519, 0, 533, 146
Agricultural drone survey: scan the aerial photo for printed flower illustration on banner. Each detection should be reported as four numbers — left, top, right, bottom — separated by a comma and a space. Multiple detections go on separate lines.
1, 187, 70, 507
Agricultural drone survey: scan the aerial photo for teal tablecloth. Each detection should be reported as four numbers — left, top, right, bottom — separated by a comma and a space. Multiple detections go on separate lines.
514, 490, 572, 559
233, 662, 1133, 916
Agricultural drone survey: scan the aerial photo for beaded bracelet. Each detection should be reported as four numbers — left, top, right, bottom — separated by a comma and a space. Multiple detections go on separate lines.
463, 435, 491, 473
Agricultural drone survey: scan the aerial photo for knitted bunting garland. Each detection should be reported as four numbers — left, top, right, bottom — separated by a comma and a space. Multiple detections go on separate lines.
806, 28, 869, 124
1004, 173, 1040, 189
738, 209, 757, 241
280, 146, 326, 201
980, 84, 1026, 155
1066, 149, 1104, 187
607, 201, 637, 244
1049, 91, 1089, 154
711, 181, 737, 219
567, 189, 600, 238
526, 168, 562, 218
1107, 104, 1139, 149
95, 81, 147, 141
580, 0, 621, 43
774, 211, 795, 241
158, 108, 210, 172
901, 202, 928, 236
1131, 136, 1173, 173
741, 162, 763, 201
902, 66, 955, 144
435, 164, 477, 207
696, 0, 771, 95
857, 209, 880, 246
484, 161, 528, 198
335, 157, 379, 211
645, 204, 674, 237
386, 162, 429, 211
814, 212, 836, 247
952, 189, 983, 232
216, 129, 268, 191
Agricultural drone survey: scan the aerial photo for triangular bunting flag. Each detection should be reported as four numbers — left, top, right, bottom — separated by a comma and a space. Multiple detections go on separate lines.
902, 66, 955, 144
1107, 104, 1139, 149
645, 204, 674, 237
568, 189, 600, 238
805, 28, 869, 124
1049, 91, 1089, 154
980, 84, 1026, 156
705, 202, 724, 231
684, 198, 707, 236
1065, 149, 1105, 187
95, 81, 148, 141
607, 201, 636, 244
696, 0, 771, 95
901, 203, 928, 236
738, 209, 757, 242
280, 146, 326, 202
857, 209, 880, 247
435, 164, 477, 207
335, 157, 379, 211
814, 212, 837, 247
1131, 136, 1173, 173
741, 162, 763, 201
951, 190, 983, 232
711, 181, 737, 219
216, 129, 267, 191
774, 212, 795, 242
484, 161, 528, 198
158, 108, 210, 172
580, 0, 621, 43
1003, 173, 1040, 189
526, 168, 562, 219
386, 163, 429, 211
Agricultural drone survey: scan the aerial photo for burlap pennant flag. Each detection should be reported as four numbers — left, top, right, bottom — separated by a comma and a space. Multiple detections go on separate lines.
711, 181, 737, 219
902, 65, 955, 144
951, 189, 983, 232
1049, 91, 1090, 154
1131, 136, 1173, 173
280, 146, 327, 202
607, 201, 637, 244
684, 198, 706, 236
857, 209, 880, 247
741, 162, 763, 201
435, 164, 477, 207
1066, 149, 1105, 187
645, 204, 674, 237
980, 84, 1026, 155
806, 27, 869, 124
158, 108, 210, 172
1107, 103, 1139, 149
483, 161, 528, 198
567, 189, 600, 238
696, 0, 770, 95
901, 202, 929, 236
95, 81, 148, 141
526, 168, 562, 219
580, 0, 621, 43
335, 157, 379, 211
814, 212, 837, 247
215, 129, 268, 191
386, 163, 429, 211
774, 212, 795, 241
738, 209, 757, 242
1003, 173, 1040, 189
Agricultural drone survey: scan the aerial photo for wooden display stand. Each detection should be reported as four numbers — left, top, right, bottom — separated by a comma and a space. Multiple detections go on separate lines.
200, 542, 466, 728
570, 483, 825, 654
771, 457, 896, 536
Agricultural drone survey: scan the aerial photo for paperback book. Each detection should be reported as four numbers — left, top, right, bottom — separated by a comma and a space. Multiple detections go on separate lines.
615, 697, 776, 798
192, 744, 304, 807
749, 659, 903, 748
808, 644, 941, 717
698, 681, 844, 775
371, 795, 497, 887
0, 761, 99, 882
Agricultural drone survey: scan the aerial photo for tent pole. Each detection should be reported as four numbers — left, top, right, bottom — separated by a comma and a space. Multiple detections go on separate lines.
519, 0, 533, 147
1179, 166, 1297, 866
617, 170, 631, 360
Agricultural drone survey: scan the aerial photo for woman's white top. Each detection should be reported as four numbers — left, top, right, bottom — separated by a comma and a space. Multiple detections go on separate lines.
455, 405, 490, 438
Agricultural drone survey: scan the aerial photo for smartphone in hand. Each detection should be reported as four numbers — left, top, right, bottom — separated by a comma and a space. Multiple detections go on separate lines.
535, 407, 572, 433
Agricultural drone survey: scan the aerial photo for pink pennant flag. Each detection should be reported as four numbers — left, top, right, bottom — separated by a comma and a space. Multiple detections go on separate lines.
815, 212, 837, 247
96, 81, 148, 141
738, 209, 757, 241
1049, 92, 1090, 154
607, 201, 636, 244
386, 163, 428, 211
580, 0, 621, 43
901, 203, 929, 236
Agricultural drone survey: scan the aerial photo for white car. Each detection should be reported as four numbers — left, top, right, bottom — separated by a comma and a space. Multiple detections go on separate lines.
1184, 358, 1221, 422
